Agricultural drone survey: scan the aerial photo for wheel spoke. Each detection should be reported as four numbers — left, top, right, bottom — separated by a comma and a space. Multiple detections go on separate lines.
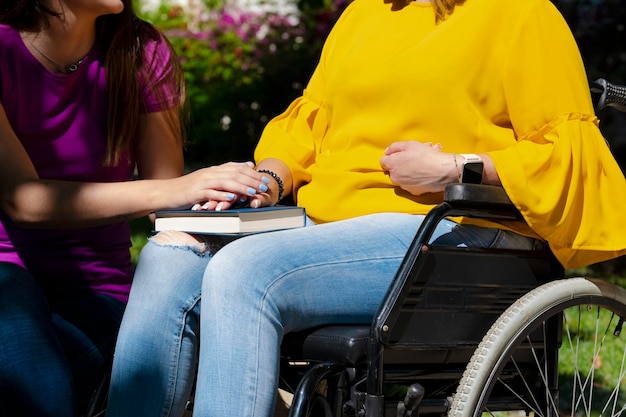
602, 344, 626, 417
448, 278, 626, 417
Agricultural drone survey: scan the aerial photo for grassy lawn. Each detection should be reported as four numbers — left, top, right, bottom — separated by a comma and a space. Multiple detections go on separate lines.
558, 304, 626, 414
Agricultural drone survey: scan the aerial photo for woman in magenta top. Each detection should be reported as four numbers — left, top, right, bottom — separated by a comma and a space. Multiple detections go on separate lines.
0, 0, 271, 414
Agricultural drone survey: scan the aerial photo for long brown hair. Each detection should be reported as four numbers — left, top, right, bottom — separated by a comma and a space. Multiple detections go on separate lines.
0, 0, 188, 166
431, 0, 466, 22
97, 5, 188, 166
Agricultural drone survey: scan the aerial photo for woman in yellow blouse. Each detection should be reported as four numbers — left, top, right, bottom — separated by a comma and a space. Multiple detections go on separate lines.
106, 0, 626, 416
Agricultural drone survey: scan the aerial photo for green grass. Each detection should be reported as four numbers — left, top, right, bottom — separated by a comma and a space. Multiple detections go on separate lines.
129, 216, 152, 265
558, 305, 626, 414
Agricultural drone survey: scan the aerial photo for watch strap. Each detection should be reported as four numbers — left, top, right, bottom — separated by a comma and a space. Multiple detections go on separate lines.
460, 153, 482, 163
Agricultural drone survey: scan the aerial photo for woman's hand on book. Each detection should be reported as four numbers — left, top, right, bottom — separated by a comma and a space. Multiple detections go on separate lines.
166, 161, 272, 211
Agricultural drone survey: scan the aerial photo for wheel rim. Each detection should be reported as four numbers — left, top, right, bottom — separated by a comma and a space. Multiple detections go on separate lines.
476, 297, 626, 417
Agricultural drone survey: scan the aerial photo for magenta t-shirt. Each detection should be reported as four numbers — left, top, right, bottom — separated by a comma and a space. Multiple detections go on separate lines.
0, 25, 179, 303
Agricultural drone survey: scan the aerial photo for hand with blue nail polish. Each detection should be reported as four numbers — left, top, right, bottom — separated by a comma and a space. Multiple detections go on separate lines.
169, 161, 277, 211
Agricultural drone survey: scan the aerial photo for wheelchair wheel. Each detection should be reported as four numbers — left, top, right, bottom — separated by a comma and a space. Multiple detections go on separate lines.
448, 277, 626, 417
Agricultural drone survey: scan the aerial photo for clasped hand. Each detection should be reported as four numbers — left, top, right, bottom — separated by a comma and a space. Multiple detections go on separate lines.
380, 141, 451, 196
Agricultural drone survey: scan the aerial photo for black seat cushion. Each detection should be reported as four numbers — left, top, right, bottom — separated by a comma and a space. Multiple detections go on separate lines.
281, 325, 370, 366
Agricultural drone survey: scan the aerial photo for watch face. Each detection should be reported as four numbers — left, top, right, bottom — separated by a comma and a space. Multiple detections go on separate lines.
461, 162, 484, 184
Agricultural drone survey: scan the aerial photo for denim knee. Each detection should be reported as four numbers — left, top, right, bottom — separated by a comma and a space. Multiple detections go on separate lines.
0, 262, 52, 332
0, 262, 40, 297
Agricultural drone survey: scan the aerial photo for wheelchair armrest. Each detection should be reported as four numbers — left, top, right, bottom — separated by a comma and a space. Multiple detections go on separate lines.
410, 184, 523, 250
444, 183, 513, 207
442, 183, 522, 220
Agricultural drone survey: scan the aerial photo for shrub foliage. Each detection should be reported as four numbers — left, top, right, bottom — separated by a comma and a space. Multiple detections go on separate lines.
141, 0, 347, 167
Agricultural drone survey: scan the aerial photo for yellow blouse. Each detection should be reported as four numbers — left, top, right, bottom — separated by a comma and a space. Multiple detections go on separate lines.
254, 0, 626, 269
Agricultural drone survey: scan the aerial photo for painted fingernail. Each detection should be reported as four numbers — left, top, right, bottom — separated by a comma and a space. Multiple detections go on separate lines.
247, 187, 256, 195
191, 204, 201, 211
226, 193, 235, 200
202, 202, 211, 209
261, 176, 270, 184
259, 183, 268, 192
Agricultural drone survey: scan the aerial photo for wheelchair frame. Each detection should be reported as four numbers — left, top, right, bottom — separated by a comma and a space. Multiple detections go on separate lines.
84, 79, 626, 417
278, 79, 626, 417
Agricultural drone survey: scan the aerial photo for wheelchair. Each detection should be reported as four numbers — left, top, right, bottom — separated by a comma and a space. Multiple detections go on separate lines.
85, 79, 626, 417
277, 78, 626, 417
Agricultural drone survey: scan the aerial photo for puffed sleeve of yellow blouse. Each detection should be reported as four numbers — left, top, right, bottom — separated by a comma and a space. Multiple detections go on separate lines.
253, 4, 354, 195
488, 0, 626, 268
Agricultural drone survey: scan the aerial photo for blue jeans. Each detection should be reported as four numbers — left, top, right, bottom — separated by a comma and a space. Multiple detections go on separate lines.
106, 213, 537, 417
0, 262, 124, 417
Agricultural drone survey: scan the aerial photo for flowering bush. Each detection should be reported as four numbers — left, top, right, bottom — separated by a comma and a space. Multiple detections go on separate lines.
141, 0, 348, 167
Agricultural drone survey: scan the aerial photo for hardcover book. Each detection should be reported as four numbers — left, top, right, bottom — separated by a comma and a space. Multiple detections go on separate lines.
153, 206, 306, 235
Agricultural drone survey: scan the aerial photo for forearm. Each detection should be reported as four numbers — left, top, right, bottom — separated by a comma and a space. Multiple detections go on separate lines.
472, 153, 501, 186
434, 152, 502, 189
433, 152, 501, 191
5, 178, 178, 229
381, 142, 503, 196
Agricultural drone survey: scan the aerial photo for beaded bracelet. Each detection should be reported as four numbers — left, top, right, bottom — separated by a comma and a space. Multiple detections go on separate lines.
257, 169, 284, 202
453, 154, 462, 183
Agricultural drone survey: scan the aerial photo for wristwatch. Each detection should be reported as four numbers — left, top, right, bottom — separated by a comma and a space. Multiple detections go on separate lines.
460, 153, 484, 184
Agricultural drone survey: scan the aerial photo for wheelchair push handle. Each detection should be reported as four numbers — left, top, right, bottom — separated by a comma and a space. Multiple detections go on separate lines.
591, 78, 626, 113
